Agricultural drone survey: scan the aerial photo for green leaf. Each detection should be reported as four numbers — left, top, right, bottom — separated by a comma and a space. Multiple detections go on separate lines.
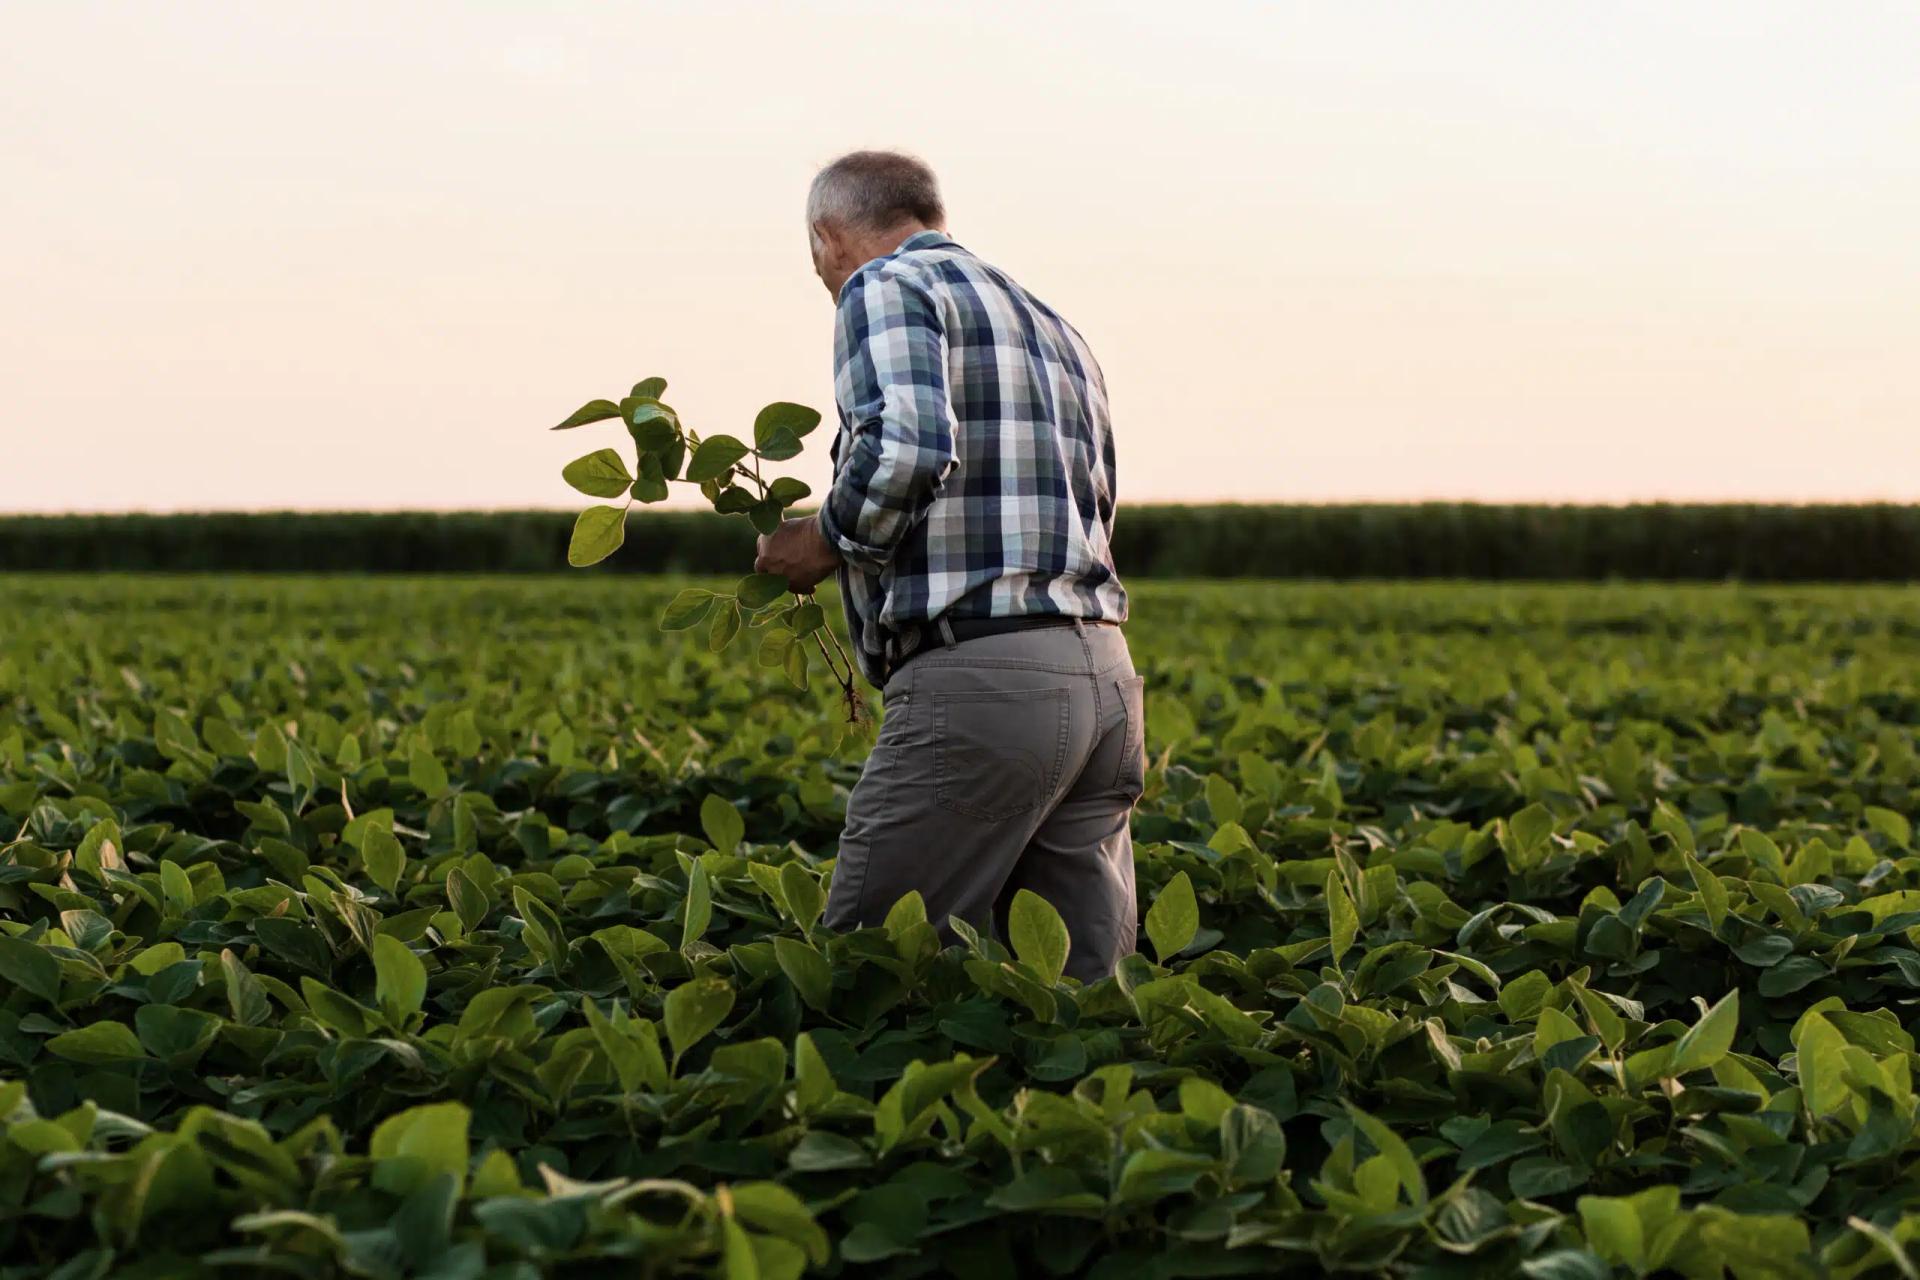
784, 641, 809, 689
1503, 803, 1556, 867
1578, 1195, 1646, 1271
567, 504, 627, 567
661, 589, 716, 631
630, 376, 667, 399
780, 862, 823, 934
1327, 869, 1358, 964
446, 866, 489, 932
1738, 828, 1788, 881
1346, 1103, 1427, 1206
787, 1132, 869, 1174
1179, 1076, 1236, 1124
135, 1004, 221, 1064
1794, 1011, 1850, 1116
1534, 1005, 1585, 1056
1683, 850, 1727, 933
627, 399, 680, 451
253, 916, 331, 978
1695, 1212, 1812, 1280
160, 859, 194, 915
883, 892, 928, 937
702, 794, 745, 854
1221, 1105, 1287, 1185
373, 935, 428, 1026
512, 886, 569, 975
758, 629, 795, 668
285, 739, 316, 808
0, 934, 60, 1004
789, 602, 825, 637
658, 434, 687, 481
1866, 806, 1913, 848
708, 601, 742, 652
1115, 1147, 1213, 1205
754, 402, 821, 446
1008, 889, 1070, 985
550, 399, 621, 431
220, 948, 271, 1026
774, 937, 832, 1011
1759, 955, 1827, 997
1570, 983, 1626, 1052
874, 1057, 990, 1152
750, 499, 784, 536
369, 1101, 471, 1197
301, 978, 371, 1036
737, 573, 791, 610
1499, 970, 1551, 1023
362, 824, 407, 894
1519, 1249, 1609, 1280
1144, 871, 1198, 963
561, 448, 634, 498
685, 435, 751, 483
755, 427, 803, 462
630, 452, 670, 503
1205, 774, 1243, 825
664, 976, 735, 1067
1665, 990, 1737, 1077
728, 1181, 829, 1266
767, 477, 811, 506
682, 861, 712, 948
47, 1021, 148, 1064
794, 1031, 834, 1111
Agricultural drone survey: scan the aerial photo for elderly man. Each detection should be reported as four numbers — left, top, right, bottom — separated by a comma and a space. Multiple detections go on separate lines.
755, 150, 1141, 982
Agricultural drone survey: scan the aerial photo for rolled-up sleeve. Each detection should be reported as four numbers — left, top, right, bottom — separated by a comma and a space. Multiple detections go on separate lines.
818, 270, 958, 576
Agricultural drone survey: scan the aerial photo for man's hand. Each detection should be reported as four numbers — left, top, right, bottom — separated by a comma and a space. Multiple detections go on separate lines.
755, 516, 841, 593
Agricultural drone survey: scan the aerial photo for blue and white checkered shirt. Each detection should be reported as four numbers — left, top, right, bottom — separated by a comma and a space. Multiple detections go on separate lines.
818, 230, 1128, 686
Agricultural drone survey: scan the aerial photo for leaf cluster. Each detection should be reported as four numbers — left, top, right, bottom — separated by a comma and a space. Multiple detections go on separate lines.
552, 380, 821, 569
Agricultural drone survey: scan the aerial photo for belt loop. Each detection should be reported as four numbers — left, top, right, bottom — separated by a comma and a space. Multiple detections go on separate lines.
1072, 616, 1086, 636
937, 616, 958, 650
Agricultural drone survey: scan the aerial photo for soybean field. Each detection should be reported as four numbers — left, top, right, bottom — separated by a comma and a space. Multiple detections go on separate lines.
2, 576, 1919, 1279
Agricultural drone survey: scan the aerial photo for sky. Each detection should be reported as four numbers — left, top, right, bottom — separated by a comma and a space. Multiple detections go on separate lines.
3, 0, 1916, 512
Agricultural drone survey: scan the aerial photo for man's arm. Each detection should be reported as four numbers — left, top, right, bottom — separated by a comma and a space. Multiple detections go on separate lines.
817, 268, 957, 575
755, 267, 956, 592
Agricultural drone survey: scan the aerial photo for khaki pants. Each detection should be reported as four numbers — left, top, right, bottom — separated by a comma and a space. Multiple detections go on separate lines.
824, 619, 1145, 982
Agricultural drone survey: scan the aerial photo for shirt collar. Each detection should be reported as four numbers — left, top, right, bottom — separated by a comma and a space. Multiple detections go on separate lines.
894, 228, 955, 254
835, 229, 959, 305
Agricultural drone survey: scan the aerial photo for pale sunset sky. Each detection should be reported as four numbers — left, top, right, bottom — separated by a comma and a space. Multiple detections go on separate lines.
2, 1, 1916, 512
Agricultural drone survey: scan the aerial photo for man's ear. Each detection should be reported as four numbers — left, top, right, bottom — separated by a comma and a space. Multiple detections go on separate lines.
811, 219, 841, 263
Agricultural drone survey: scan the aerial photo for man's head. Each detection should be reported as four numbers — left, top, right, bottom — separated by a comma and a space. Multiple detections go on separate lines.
806, 150, 945, 298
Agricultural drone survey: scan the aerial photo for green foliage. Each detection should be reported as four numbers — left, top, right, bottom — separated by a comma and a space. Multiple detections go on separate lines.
2, 577, 1920, 1276
1007, 889, 1069, 985
560, 448, 634, 499
10, 504, 1920, 578
1144, 869, 1197, 962
543, 375, 854, 703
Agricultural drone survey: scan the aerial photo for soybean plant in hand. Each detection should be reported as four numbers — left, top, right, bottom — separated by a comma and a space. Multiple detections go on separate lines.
548, 377, 861, 717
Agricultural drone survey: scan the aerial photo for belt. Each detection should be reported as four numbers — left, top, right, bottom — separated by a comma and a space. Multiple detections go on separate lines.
882, 614, 1087, 678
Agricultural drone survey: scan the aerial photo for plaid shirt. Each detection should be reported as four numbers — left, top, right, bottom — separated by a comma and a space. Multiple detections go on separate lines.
818, 230, 1127, 686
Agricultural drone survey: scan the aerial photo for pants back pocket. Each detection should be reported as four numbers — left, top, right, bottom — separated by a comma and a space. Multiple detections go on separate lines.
933, 687, 1070, 822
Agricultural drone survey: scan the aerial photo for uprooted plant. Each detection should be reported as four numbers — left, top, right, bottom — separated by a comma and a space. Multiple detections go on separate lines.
548, 377, 862, 720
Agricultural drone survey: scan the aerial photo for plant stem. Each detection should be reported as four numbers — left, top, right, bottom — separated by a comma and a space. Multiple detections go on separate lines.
810, 628, 862, 725
819, 612, 855, 676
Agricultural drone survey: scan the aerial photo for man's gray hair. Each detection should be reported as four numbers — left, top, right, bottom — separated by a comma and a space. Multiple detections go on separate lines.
806, 150, 945, 238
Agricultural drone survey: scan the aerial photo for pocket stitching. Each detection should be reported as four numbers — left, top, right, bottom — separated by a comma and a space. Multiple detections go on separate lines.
933, 687, 1069, 822
1111, 675, 1146, 794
